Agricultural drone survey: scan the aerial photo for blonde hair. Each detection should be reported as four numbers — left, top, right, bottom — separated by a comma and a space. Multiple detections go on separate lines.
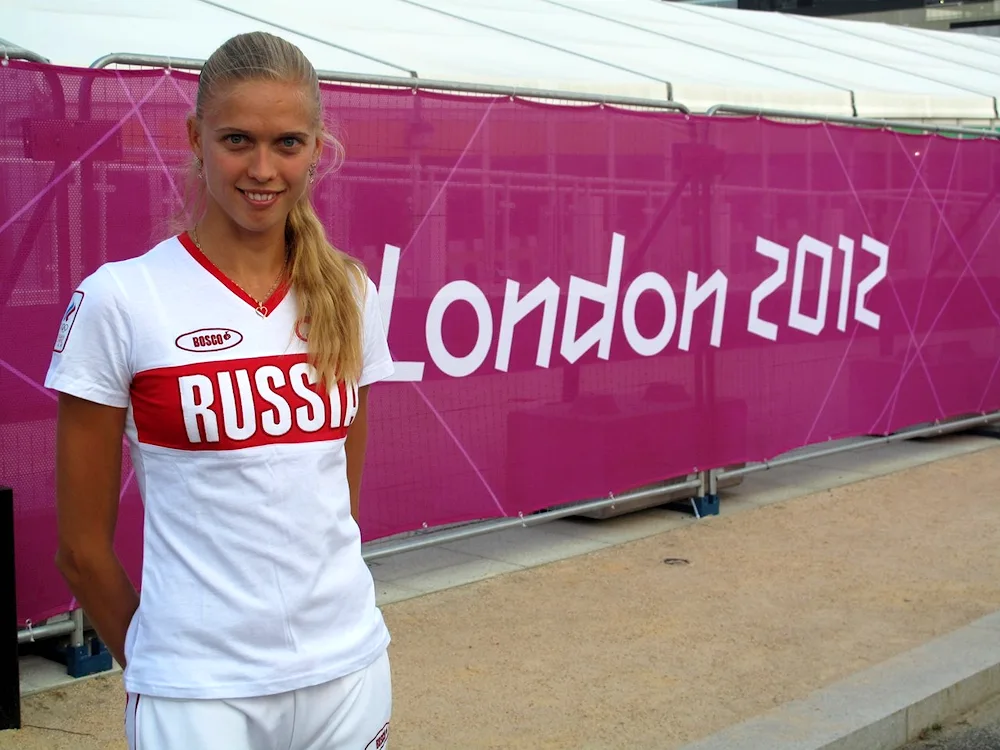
179, 31, 366, 388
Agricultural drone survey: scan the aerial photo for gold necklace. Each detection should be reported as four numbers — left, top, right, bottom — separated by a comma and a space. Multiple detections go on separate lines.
191, 227, 288, 317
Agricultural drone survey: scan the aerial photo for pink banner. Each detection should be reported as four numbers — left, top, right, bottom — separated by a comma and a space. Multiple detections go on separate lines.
2, 62, 999, 626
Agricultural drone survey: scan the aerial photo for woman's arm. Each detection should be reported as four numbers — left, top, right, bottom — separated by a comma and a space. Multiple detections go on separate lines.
345, 385, 371, 525
54, 392, 139, 668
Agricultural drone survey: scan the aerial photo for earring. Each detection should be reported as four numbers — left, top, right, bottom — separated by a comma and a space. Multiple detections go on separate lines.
196, 157, 203, 180
309, 163, 317, 184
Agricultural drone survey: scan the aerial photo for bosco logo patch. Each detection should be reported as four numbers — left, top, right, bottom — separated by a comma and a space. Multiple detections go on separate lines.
364, 722, 389, 750
53, 291, 84, 353
175, 328, 244, 353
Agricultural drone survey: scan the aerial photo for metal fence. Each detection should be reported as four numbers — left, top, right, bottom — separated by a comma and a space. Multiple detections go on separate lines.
6, 50, 1000, 650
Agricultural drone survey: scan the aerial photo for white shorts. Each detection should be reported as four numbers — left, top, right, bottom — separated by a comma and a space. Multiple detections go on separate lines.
124, 650, 391, 750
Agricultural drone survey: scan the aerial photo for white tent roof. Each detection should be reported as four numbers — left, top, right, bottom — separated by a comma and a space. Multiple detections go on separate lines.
651, 0, 1000, 119
2, 0, 998, 123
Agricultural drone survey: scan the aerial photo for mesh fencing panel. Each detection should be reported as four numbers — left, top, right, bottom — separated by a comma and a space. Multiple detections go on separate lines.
2, 62, 1000, 624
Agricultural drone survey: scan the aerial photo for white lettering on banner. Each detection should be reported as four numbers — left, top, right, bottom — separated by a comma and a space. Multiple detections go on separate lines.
789, 235, 833, 336
622, 272, 678, 357
679, 270, 728, 351
374, 230, 890, 379
837, 235, 855, 333
377, 244, 426, 382
746, 232, 891, 341
856, 235, 889, 329
748, 238, 789, 342
496, 278, 560, 371
560, 232, 625, 364
426, 280, 494, 378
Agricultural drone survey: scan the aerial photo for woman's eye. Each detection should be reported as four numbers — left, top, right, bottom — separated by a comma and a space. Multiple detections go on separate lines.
226, 135, 246, 145
282, 138, 300, 148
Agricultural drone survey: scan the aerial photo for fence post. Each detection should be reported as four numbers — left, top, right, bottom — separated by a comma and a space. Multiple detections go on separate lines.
0, 486, 20, 730
693, 470, 720, 517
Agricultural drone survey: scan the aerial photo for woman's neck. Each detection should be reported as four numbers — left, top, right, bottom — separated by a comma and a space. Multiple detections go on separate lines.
192, 212, 288, 288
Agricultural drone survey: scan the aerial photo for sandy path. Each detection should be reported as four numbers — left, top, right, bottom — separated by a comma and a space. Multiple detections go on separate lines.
3, 443, 1000, 749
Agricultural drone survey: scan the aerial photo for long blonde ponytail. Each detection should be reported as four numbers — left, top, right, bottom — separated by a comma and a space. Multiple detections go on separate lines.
177, 31, 367, 389
287, 199, 366, 387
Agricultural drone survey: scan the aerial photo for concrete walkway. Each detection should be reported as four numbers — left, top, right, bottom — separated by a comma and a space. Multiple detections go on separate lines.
365, 432, 997, 607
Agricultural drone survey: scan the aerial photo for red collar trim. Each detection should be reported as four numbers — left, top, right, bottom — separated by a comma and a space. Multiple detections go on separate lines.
178, 231, 290, 317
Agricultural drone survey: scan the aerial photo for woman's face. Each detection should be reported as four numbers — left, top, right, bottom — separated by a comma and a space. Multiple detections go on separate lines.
188, 78, 322, 237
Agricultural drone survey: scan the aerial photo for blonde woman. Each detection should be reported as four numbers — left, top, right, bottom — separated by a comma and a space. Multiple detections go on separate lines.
46, 31, 395, 749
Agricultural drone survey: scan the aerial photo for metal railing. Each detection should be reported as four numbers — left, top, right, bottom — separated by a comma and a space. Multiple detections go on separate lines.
5, 48, 1000, 649
89, 53, 690, 113
16, 612, 82, 647
362, 477, 704, 562
15, 409, 1000, 645
15, 50, 1000, 134
0, 38, 48, 66
717, 412, 1000, 483
706, 103, 1000, 139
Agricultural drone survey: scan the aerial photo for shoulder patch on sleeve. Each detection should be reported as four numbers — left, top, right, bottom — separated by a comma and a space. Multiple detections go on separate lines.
53, 290, 84, 353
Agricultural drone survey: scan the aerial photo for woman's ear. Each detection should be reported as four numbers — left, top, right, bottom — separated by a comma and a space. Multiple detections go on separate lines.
312, 134, 324, 167
186, 115, 202, 162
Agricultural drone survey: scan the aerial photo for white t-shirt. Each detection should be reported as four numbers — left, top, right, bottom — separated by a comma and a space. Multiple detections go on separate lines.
44, 232, 396, 700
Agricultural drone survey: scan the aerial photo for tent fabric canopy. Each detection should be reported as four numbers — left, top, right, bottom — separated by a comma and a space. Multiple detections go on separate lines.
2, 0, 998, 123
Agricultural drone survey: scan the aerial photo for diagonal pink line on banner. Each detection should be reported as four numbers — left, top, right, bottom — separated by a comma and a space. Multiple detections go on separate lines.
899, 139, 962, 328
0, 74, 167, 241
399, 98, 498, 260
409, 381, 506, 517
804, 125, 931, 444
394, 96, 502, 516
0, 359, 56, 402
873, 139, 1000, 429
853, 141, 949, 418
883, 135, 963, 429
882, 268, 946, 418
814, 134, 946, 436
895, 139, 1000, 326
115, 71, 183, 204
875, 200, 1000, 423
166, 72, 195, 109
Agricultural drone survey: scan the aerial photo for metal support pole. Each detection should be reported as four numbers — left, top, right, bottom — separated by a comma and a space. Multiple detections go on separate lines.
716, 412, 1000, 483
87, 53, 690, 114
0, 38, 49, 65
0, 487, 20, 730
362, 478, 702, 562
705, 104, 1000, 140
70, 609, 85, 650
691, 473, 706, 519
692, 470, 720, 517
16, 619, 75, 646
